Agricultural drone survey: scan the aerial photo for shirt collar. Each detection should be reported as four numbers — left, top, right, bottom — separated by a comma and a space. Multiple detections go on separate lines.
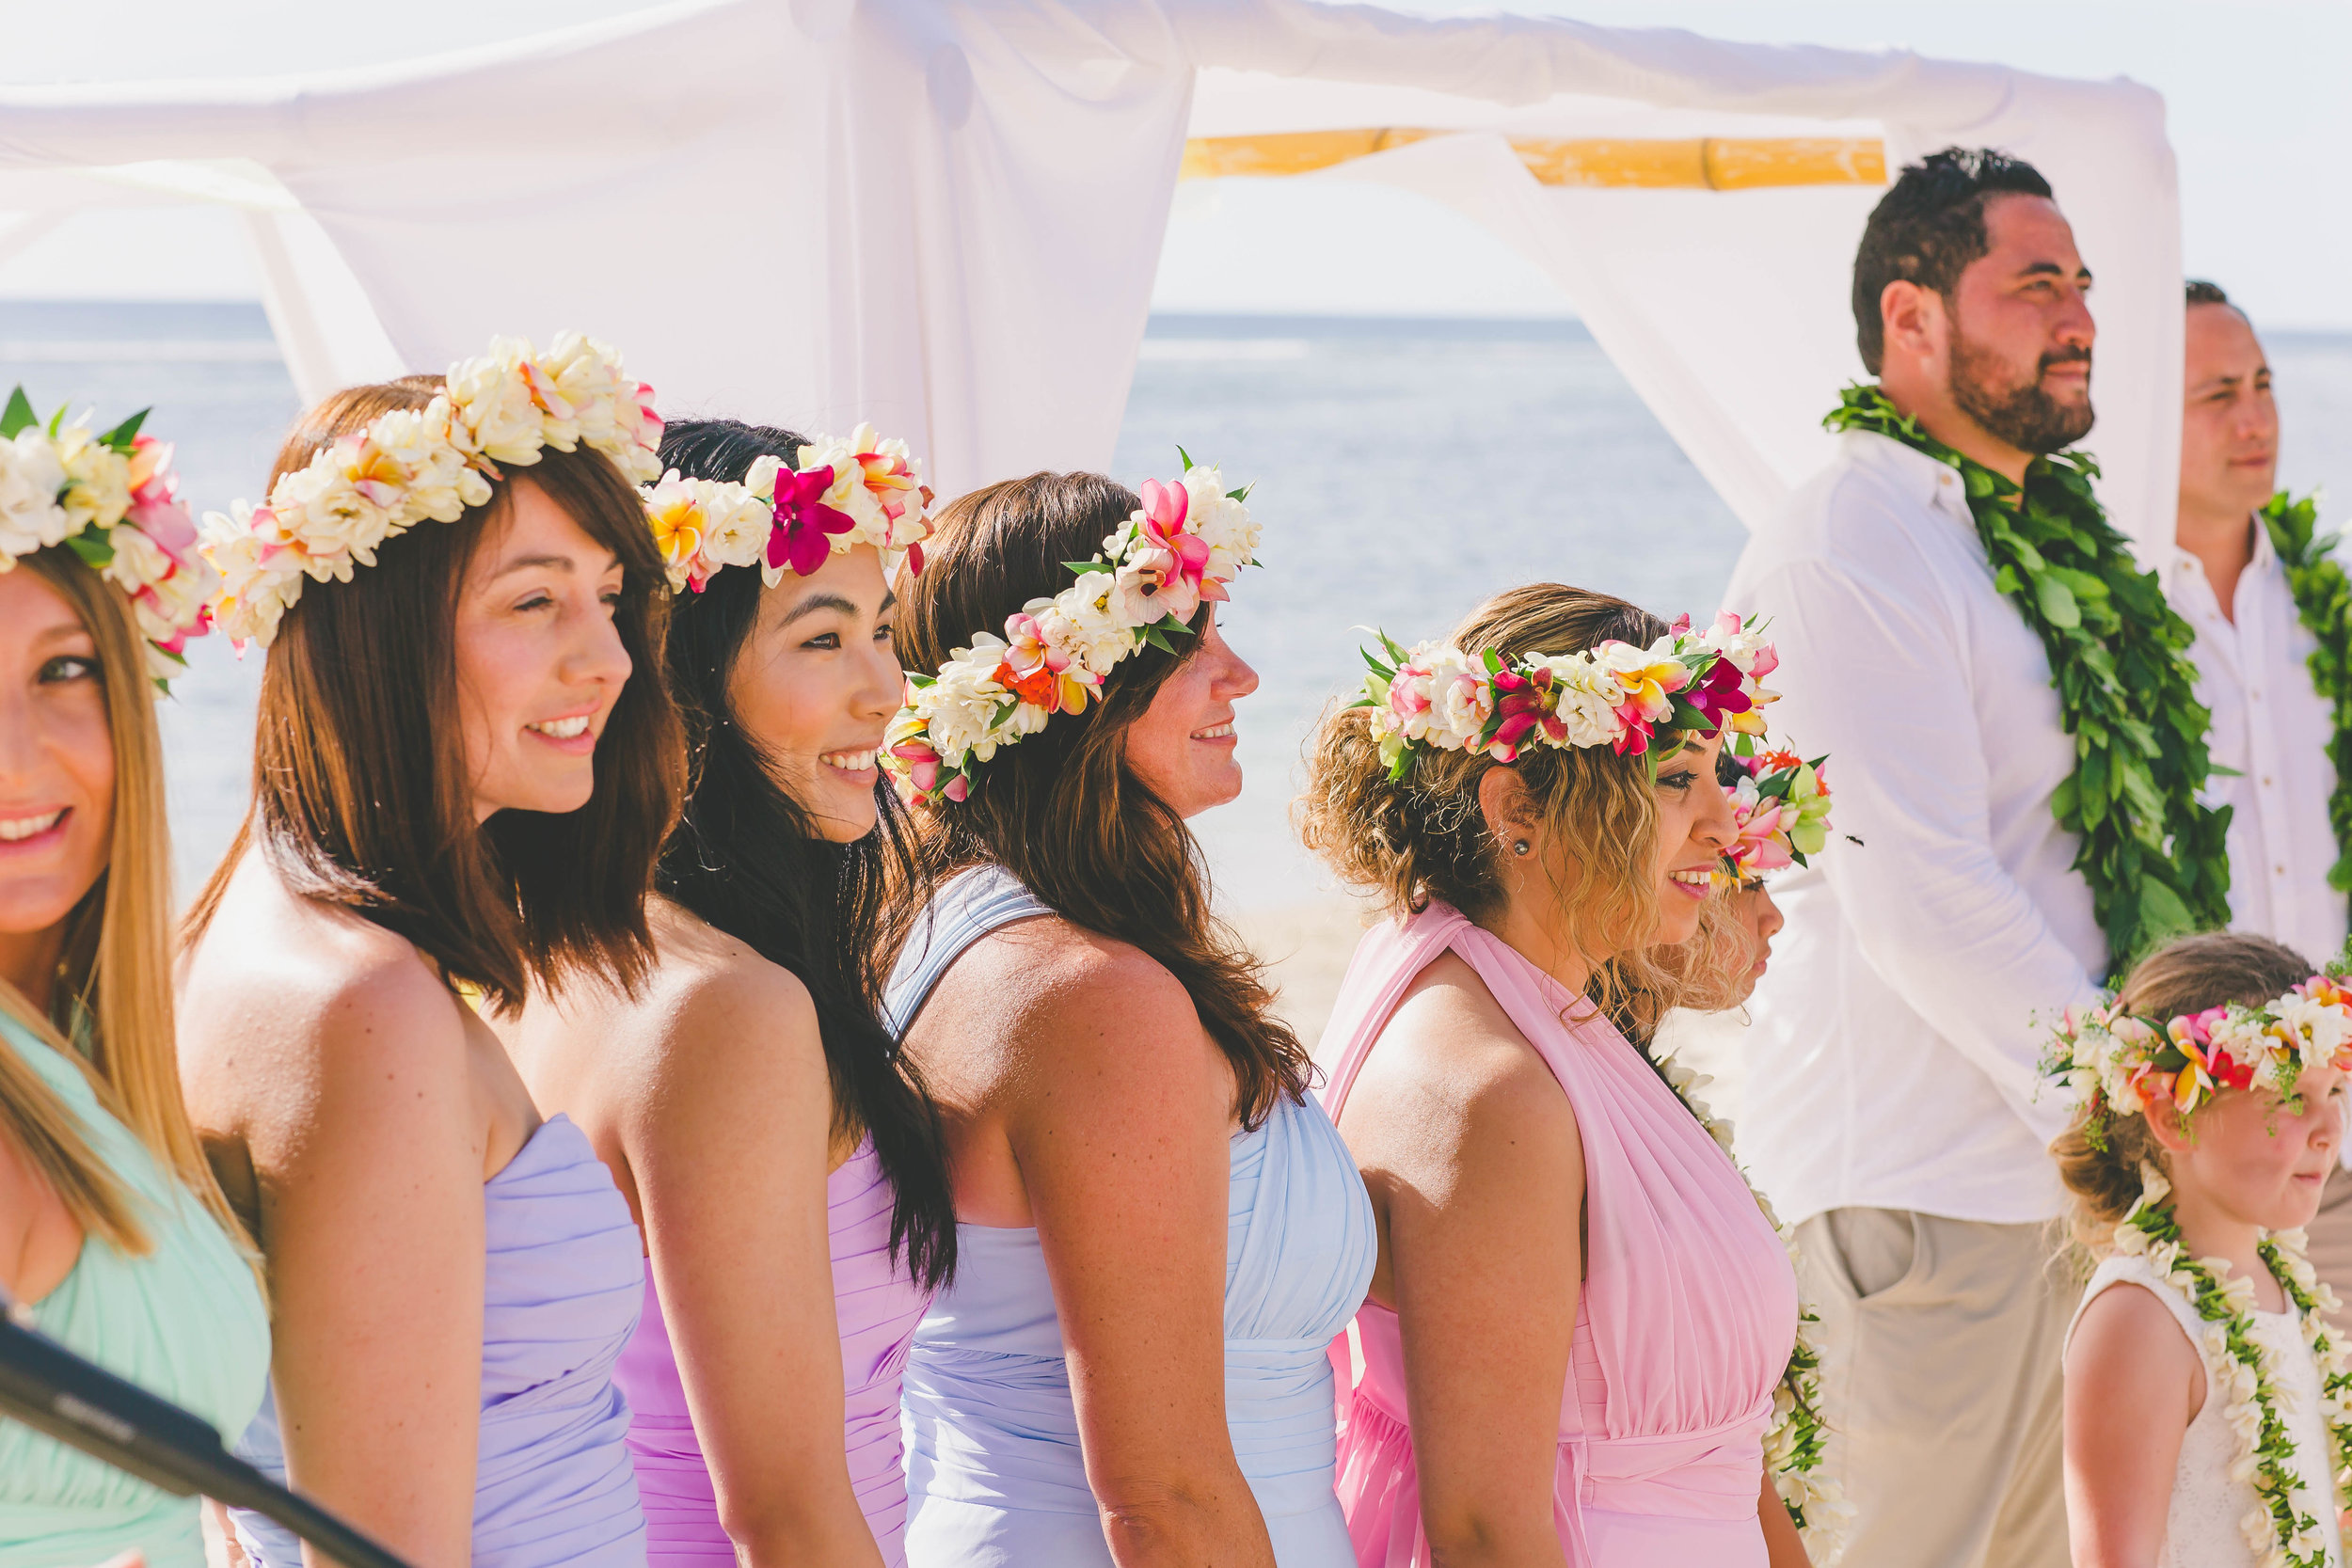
2163, 511, 2280, 580
1839, 428, 1979, 533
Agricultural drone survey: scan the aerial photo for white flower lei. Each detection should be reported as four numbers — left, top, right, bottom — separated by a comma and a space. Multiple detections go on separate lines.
1657, 1055, 1854, 1563
199, 332, 664, 647
882, 451, 1260, 805
2112, 1164, 2352, 1568
641, 422, 935, 594
0, 389, 217, 683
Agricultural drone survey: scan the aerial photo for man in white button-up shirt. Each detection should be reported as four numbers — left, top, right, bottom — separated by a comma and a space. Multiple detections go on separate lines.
1724, 150, 2113, 1568
2175, 281, 2352, 1307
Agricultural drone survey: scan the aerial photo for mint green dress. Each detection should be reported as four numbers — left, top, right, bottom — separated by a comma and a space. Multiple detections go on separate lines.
0, 1011, 270, 1568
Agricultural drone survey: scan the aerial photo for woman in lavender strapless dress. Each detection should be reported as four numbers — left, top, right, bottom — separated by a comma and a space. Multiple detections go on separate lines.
508, 418, 957, 1568
177, 352, 679, 1567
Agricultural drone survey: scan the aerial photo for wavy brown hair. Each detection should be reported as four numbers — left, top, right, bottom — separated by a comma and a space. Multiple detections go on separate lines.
184, 377, 685, 1009
1295, 583, 1732, 1039
886, 470, 1310, 1129
2054, 931, 2318, 1253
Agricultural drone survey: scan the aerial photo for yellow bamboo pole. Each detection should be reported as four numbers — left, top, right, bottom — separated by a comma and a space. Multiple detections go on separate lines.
1178, 131, 1886, 190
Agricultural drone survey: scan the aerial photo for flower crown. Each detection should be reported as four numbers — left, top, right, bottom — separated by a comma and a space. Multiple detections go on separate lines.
0, 388, 216, 683
1722, 747, 1834, 883
2041, 962, 2352, 1142
1356, 610, 1779, 780
882, 452, 1260, 805
200, 333, 664, 647
642, 423, 934, 594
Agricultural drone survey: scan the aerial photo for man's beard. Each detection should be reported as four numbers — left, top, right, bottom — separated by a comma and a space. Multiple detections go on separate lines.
1948, 329, 2095, 456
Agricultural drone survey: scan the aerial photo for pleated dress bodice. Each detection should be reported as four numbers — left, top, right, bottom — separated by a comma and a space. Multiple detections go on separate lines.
1319, 904, 1800, 1568
231, 1114, 648, 1568
616, 1136, 932, 1566
884, 867, 1379, 1567
0, 1014, 270, 1568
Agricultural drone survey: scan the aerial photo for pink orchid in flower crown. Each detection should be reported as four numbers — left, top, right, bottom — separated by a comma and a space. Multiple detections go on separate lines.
1114, 476, 1213, 624
767, 465, 857, 578
1486, 666, 1568, 762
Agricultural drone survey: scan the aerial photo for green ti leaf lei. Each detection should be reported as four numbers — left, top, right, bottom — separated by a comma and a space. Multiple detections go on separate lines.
2262, 490, 2352, 901
1824, 385, 2232, 970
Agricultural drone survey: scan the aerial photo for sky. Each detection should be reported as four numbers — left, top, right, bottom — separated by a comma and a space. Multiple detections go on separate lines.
2, 0, 2345, 326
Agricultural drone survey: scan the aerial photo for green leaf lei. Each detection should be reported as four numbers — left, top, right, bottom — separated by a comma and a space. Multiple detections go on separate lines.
1824, 386, 2232, 969
2262, 490, 2352, 901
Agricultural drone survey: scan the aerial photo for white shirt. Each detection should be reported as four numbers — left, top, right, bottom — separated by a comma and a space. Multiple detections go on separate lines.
1723, 431, 2104, 1227
2164, 524, 2346, 970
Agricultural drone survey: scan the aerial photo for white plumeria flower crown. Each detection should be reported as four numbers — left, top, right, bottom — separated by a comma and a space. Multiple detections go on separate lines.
199, 332, 664, 647
0, 388, 217, 684
881, 451, 1261, 805
639, 422, 935, 595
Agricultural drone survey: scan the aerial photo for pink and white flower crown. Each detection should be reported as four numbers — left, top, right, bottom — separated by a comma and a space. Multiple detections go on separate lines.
0, 388, 215, 683
1356, 610, 1778, 779
882, 451, 1261, 805
199, 333, 664, 647
641, 423, 934, 594
1722, 746, 1835, 884
2042, 959, 2352, 1136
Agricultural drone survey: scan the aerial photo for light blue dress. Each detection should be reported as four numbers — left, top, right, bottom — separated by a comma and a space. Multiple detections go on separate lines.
230, 1114, 648, 1568
884, 866, 1377, 1567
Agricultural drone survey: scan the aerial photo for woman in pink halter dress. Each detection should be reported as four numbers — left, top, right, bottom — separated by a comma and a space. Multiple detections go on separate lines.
507, 418, 958, 1568
1296, 586, 1808, 1568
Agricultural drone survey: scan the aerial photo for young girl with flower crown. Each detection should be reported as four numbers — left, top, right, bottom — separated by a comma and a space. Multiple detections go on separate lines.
2052, 931, 2352, 1568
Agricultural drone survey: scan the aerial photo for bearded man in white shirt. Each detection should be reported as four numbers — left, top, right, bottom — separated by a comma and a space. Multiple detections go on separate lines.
1724, 149, 2230, 1568
2177, 281, 2352, 1307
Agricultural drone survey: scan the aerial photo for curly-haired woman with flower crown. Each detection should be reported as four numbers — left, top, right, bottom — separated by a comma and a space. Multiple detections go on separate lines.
0, 394, 266, 1568
2052, 931, 2352, 1568
176, 338, 684, 1568
1296, 584, 1809, 1568
877, 465, 1375, 1568
502, 418, 956, 1568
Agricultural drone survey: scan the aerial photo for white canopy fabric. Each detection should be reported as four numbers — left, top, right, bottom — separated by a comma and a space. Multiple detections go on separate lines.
0, 0, 2181, 550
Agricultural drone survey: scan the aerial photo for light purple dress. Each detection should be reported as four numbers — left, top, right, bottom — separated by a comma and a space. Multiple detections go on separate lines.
615, 1138, 930, 1567
230, 1114, 648, 1567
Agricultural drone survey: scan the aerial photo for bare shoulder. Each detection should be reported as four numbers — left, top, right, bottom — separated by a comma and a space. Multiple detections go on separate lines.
1350, 950, 1577, 1159
2067, 1275, 2204, 1421
930, 913, 1221, 1098
636, 911, 822, 1092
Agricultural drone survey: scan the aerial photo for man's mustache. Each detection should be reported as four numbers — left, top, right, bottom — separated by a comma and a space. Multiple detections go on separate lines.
2039, 345, 2092, 372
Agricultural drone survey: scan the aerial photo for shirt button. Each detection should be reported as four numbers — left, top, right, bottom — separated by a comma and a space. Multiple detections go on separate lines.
2264, 776, 2275, 786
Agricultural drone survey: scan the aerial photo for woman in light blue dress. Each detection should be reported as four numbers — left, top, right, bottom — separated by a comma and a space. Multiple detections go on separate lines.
882, 466, 1377, 1567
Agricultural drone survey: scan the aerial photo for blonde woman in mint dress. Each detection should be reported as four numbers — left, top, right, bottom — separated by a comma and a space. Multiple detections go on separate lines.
0, 420, 268, 1568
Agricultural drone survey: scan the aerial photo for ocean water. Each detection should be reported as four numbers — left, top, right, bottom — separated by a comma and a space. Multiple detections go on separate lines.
7, 301, 2350, 911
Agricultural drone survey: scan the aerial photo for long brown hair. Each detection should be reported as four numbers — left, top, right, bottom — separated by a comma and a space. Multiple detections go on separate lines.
1295, 583, 1729, 1037
0, 548, 243, 1253
888, 471, 1311, 1129
2054, 930, 2315, 1252
184, 378, 685, 1009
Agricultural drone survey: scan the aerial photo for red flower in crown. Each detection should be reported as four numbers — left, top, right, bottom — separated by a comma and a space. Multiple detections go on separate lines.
766, 465, 857, 578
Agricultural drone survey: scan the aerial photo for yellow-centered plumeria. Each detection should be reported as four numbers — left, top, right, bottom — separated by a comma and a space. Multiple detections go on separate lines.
639, 423, 933, 594
200, 333, 664, 646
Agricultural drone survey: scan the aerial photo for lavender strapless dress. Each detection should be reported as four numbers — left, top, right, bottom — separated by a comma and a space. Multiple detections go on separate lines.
616, 1138, 931, 1567
230, 1116, 647, 1568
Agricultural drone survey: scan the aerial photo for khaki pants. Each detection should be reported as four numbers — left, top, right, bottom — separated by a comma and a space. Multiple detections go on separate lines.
1793, 1209, 2072, 1568
2303, 1163, 2352, 1331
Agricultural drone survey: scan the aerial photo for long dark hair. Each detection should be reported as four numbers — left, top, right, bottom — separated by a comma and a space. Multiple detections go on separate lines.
186, 377, 685, 1011
889, 470, 1311, 1130
654, 419, 956, 1291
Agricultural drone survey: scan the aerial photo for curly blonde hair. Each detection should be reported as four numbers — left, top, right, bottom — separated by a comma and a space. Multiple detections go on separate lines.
1295, 583, 1747, 1037
2053, 930, 2316, 1253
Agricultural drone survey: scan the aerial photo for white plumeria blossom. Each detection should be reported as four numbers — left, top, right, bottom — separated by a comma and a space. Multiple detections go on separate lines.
640, 432, 936, 594
201, 333, 662, 646
882, 460, 1262, 804
0, 429, 71, 559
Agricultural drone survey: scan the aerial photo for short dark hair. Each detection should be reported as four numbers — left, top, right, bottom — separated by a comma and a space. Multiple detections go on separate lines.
1851, 147, 2055, 373
2185, 278, 2232, 308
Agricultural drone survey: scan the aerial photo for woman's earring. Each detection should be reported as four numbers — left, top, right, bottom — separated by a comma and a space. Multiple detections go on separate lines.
1511, 838, 1532, 857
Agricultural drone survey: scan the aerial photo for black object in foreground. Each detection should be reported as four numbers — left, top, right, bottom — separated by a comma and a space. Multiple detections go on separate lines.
0, 1307, 413, 1568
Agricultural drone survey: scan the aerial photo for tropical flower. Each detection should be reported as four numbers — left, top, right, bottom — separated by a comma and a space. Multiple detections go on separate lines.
1720, 746, 1836, 883
882, 451, 1261, 805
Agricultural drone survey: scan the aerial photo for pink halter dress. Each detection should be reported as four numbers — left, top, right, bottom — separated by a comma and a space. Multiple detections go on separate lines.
1319, 904, 1799, 1568
614, 1138, 930, 1567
